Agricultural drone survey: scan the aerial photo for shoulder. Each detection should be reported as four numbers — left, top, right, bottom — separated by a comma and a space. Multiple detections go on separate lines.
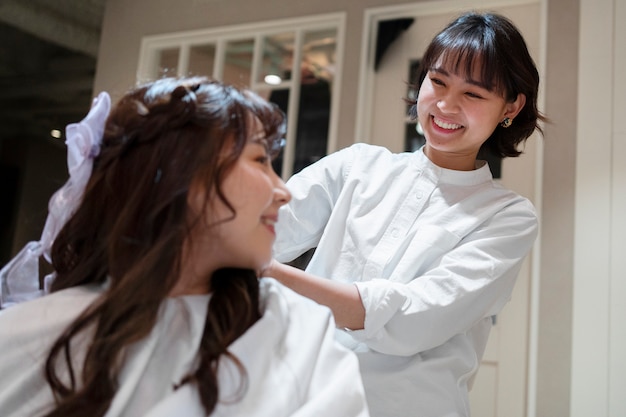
288, 143, 408, 186
0, 285, 103, 341
335, 143, 415, 175
259, 278, 332, 316
490, 184, 538, 217
319, 143, 401, 166
217, 279, 367, 417
485, 185, 538, 231
0, 285, 103, 415
502, 192, 538, 232
471, 186, 539, 244
345, 142, 403, 161
258, 278, 334, 331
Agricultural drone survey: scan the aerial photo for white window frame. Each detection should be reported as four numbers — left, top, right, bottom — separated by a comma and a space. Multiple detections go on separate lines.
137, 13, 346, 179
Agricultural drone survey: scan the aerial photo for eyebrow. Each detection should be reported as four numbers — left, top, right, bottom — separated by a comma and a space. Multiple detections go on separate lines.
430, 67, 491, 90
250, 135, 271, 151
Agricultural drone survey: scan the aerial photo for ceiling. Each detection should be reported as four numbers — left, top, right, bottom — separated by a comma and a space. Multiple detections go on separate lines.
0, 0, 106, 142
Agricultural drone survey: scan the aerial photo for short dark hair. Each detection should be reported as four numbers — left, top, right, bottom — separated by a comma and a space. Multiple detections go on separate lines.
409, 12, 547, 157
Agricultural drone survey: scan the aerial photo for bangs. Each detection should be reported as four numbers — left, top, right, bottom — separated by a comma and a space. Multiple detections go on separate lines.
240, 92, 286, 159
204, 84, 286, 162
422, 25, 507, 95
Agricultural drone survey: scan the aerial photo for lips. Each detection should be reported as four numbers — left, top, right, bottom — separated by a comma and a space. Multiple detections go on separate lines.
261, 215, 277, 226
433, 116, 463, 130
261, 215, 278, 235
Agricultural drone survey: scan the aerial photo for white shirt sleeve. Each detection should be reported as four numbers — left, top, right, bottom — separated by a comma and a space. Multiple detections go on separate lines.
351, 199, 538, 355
274, 145, 355, 263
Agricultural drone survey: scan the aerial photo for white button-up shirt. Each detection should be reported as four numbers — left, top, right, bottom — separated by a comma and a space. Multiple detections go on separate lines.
274, 143, 538, 417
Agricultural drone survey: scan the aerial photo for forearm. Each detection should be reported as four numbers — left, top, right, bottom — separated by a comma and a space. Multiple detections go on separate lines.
265, 260, 366, 330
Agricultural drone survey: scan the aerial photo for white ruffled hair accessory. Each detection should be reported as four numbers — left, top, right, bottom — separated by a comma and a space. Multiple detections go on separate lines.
0, 92, 111, 308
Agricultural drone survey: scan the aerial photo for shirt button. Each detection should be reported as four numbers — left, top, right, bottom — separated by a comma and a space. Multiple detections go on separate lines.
391, 228, 399, 238
415, 191, 423, 199
365, 265, 378, 278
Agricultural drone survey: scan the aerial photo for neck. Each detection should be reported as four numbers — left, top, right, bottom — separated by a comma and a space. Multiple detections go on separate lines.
423, 146, 478, 171
170, 243, 214, 297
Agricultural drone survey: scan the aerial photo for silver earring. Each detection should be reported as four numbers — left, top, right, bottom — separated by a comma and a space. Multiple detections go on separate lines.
501, 117, 512, 128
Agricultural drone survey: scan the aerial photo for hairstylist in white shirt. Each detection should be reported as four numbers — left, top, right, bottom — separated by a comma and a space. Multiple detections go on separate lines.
267, 11, 547, 417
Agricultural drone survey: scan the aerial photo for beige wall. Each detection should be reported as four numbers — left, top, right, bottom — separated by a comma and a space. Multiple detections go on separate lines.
571, 0, 626, 416
537, 0, 578, 415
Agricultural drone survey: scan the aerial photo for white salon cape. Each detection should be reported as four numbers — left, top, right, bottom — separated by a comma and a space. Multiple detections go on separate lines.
0, 278, 369, 417
273, 143, 539, 417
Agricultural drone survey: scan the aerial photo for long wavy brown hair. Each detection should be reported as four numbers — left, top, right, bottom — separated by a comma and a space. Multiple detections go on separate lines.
42, 76, 286, 416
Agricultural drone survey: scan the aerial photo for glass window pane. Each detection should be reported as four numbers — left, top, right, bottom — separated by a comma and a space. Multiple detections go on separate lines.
302, 29, 337, 84
223, 39, 254, 86
405, 122, 425, 152
291, 28, 337, 173
259, 87, 289, 176
293, 80, 330, 173
259, 32, 294, 85
158, 48, 179, 78
407, 59, 420, 111
188, 44, 216, 76
404, 60, 424, 152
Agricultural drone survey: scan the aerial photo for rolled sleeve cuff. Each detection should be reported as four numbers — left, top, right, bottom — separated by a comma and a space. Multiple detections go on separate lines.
350, 279, 408, 342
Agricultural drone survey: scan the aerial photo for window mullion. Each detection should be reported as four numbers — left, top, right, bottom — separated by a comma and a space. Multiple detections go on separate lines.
250, 34, 264, 87
281, 29, 304, 179
213, 38, 226, 80
177, 43, 190, 76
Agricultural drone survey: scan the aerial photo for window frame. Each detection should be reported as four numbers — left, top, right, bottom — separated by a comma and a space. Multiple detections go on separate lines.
137, 13, 346, 179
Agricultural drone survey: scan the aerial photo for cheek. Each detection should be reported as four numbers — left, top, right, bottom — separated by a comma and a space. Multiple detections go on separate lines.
219, 169, 247, 206
417, 80, 435, 100
471, 105, 504, 128
225, 171, 274, 214
416, 85, 434, 113
248, 177, 275, 211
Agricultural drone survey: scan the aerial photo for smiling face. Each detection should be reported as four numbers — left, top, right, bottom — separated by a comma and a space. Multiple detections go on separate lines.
416, 56, 525, 170
210, 121, 291, 270
178, 117, 291, 295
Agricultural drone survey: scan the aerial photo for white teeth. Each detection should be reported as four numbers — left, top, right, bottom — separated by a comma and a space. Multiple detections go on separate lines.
262, 218, 276, 226
434, 117, 462, 130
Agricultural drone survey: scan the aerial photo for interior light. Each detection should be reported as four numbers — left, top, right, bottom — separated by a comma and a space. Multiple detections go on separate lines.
50, 129, 62, 139
264, 74, 282, 85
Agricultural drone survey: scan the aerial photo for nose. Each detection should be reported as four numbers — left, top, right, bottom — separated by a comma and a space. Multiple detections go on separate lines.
437, 93, 460, 114
272, 172, 291, 205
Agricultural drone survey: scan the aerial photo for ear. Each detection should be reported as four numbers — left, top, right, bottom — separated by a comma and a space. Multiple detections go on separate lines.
504, 93, 526, 119
187, 177, 207, 217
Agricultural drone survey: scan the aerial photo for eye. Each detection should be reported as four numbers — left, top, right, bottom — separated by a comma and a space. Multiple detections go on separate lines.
465, 91, 484, 99
248, 139, 272, 165
429, 76, 445, 87
255, 154, 270, 165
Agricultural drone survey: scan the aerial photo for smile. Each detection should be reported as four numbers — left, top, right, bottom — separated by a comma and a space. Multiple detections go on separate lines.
261, 216, 277, 226
261, 216, 278, 236
261, 218, 276, 226
433, 116, 463, 130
